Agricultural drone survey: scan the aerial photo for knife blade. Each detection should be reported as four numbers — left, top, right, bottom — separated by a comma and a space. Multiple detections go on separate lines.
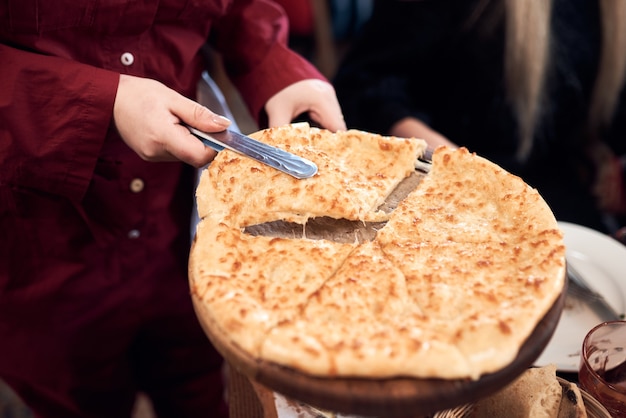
185, 125, 318, 179
567, 261, 623, 321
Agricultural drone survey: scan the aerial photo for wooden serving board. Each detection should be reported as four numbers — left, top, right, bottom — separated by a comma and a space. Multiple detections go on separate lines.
192, 287, 565, 418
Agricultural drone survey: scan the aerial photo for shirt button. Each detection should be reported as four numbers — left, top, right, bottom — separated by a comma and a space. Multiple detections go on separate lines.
128, 229, 141, 239
120, 52, 135, 66
130, 178, 144, 193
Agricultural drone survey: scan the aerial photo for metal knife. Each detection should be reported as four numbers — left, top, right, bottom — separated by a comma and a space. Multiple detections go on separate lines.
567, 261, 623, 321
185, 125, 318, 179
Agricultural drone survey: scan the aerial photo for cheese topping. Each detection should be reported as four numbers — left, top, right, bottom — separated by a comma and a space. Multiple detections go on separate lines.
190, 124, 565, 380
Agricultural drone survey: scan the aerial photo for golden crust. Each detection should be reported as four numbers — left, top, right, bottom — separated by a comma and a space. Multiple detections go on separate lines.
190, 126, 565, 380
196, 123, 426, 227
189, 217, 356, 355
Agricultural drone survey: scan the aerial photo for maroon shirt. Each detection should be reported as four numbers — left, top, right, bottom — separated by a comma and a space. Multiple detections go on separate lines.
0, 4, 324, 411
0, 0, 324, 302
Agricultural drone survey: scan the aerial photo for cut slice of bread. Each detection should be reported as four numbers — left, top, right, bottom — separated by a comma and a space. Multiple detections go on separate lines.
557, 380, 588, 418
470, 365, 563, 418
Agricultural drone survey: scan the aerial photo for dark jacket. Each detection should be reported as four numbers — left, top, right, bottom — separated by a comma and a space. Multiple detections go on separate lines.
334, 0, 626, 232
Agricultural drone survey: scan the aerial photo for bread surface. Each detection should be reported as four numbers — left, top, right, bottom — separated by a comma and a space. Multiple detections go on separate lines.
190, 125, 566, 380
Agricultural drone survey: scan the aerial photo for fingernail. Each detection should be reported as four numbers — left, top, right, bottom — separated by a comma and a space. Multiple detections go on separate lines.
212, 114, 231, 126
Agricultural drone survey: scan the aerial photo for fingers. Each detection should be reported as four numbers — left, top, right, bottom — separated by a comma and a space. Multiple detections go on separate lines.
267, 94, 347, 132
166, 91, 232, 167
114, 75, 227, 166
174, 96, 232, 132
302, 80, 346, 131
265, 79, 346, 132
160, 122, 220, 168
266, 106, 297, 129
307, 101, 346, 132
115, 75, 347, 168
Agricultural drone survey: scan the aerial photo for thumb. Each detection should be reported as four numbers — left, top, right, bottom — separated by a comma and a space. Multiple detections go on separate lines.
172, 95, 232, 132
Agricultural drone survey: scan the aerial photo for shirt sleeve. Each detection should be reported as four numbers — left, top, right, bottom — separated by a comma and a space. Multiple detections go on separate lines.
209, 0, 326, 124
0, 44, 119, 202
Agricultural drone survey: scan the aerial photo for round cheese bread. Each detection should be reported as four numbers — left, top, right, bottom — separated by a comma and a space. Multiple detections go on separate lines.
189, 123, 565, 380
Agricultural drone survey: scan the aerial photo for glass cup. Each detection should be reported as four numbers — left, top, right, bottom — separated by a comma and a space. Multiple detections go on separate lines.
579, 320, 626, 416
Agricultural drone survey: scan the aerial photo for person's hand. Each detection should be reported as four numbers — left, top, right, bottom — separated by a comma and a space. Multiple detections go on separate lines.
113, 74, 232, 167
264, 79, 346, 131
390, 117, 457, 150
587, 141, 626, 215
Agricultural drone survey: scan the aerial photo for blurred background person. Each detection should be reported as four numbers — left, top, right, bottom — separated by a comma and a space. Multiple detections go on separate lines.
334, 0, 626, 237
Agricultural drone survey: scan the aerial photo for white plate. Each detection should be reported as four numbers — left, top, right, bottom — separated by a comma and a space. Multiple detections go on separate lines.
534, 221, 626, 372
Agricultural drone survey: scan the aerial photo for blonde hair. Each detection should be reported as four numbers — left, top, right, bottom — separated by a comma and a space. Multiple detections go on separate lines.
588, 0, 626, 142
504, 0, 552, 160
502, 0, 626, 159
